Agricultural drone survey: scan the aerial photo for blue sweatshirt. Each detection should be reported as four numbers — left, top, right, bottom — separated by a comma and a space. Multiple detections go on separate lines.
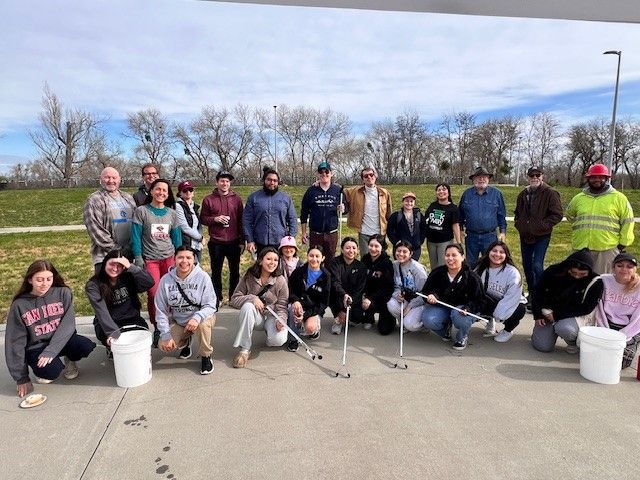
300, 183, 345, 233
243, 189, 298, 245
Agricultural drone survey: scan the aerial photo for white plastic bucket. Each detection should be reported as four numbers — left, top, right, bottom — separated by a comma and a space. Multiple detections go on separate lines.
578, 326, 627, 385
111, 330, 152, 388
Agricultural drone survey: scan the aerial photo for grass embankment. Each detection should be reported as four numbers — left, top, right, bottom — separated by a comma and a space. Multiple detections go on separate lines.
0, 184, 638, 320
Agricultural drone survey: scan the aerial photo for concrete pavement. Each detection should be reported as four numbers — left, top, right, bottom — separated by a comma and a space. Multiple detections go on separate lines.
1, 310, 638, 480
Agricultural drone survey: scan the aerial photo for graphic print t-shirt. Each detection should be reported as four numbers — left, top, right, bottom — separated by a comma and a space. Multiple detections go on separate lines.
425, 202, 459, 243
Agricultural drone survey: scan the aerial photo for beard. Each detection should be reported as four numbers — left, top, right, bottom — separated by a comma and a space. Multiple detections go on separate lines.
263, 185, 278, 195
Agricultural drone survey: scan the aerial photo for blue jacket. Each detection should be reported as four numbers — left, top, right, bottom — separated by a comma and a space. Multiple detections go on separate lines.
459, 186, 507, 234
300, 183, 346, 233
243, 189, 298, 245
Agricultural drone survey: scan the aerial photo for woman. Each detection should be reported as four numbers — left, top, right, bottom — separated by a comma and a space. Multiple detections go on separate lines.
386, 192, 426, 261
5, 260, 96, 397
85, 250, 155, 353
361, 234, 395, 335
329, 237, 367, 335
475, 241, 527, 343
594, 252, 640, 369
131, 178, 182, 345
278, 235, 302, 279
424, 183, 462, 269
531, 249, 603, 354
420, 243, 485, 350
230, 247, 289, 368
175, 180, 204, 262
287, 245, 331, 352
386, 240, 428, 333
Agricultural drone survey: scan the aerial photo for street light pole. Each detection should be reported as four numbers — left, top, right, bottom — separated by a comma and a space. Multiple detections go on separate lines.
603, 50, 622, 170
273, 105, 278, 172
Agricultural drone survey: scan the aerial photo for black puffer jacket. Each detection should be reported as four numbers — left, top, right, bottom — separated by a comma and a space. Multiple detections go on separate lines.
531, 249, 603, 320
288, 263, 331, 320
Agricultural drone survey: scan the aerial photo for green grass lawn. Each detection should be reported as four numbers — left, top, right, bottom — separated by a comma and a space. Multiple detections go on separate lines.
1, 183, 638, 321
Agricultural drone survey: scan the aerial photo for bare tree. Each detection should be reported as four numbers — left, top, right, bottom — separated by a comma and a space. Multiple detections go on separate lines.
565, 119, 608, 185
126, 108, 175, 172
28, 84, 111, 186
522, 112, 561, 172
439, 111, 477, 179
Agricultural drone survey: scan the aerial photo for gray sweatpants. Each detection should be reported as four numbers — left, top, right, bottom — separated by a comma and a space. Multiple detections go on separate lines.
531, 317, 579, 352
233, 303, 288, 352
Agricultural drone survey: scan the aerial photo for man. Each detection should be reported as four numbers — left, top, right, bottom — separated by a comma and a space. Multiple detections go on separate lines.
343, 166, 392, 256
514, 166, 563, 298
300, 161, 346, 263
133, 163, 160, 206
83, 167, 137, 271
243, 167, 298, 255
566, 163, 634, 274
458, 166, 507, 268
200, 170, 244, 306
155, 246, 217, 375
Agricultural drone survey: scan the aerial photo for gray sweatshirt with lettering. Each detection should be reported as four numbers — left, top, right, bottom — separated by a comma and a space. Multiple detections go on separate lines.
154, 264, 217, 341
4, 287, 77, 383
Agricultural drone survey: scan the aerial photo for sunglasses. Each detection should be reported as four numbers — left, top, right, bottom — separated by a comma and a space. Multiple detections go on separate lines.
528, 173, 542, 178
181, 188, 194, 192
318, 169, 330, 174
362, 173, 375, 178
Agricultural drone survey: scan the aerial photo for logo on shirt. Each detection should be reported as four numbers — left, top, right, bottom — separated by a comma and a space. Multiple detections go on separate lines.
151, 223, 170, 240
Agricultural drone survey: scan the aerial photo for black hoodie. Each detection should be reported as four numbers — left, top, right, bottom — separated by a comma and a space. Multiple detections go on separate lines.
531, 249, 603, 320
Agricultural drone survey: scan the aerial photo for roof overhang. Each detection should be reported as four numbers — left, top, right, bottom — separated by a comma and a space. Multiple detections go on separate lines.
208, 0, 640, 24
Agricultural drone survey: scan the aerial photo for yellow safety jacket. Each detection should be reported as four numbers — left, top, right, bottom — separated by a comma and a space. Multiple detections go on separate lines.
566, 186, 634, 251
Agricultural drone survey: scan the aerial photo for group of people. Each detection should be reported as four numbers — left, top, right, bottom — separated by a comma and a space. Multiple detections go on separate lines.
4, 160, 639, 397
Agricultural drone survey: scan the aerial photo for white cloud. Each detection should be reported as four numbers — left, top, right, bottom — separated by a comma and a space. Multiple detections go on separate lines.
1, 0, 639, 132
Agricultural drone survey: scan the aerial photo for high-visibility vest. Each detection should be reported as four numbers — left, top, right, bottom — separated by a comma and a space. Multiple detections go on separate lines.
566, 188, 634, 251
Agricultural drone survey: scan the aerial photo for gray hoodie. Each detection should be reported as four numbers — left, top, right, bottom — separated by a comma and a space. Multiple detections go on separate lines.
477, 265, 527, 321
154, 264, 217, 341
4, 286, 77, 383
392, 259, 428, 309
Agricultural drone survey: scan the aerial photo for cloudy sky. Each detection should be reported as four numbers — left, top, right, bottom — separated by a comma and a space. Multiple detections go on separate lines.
1, 0, 640, 173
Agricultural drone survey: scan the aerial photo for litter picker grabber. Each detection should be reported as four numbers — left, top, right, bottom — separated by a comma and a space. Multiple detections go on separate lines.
265, 305, 323, 361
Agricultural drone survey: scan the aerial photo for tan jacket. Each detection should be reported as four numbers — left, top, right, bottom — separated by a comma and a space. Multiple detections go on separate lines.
344, 185, 392, 234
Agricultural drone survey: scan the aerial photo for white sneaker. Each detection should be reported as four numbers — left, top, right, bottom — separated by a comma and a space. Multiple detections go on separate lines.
63, 358, 79, 380
494, 330, 514, 343
363, 323, 373, 331
483, 318, 496, 337
331, 322, 342, 335
35, 376, 55, 384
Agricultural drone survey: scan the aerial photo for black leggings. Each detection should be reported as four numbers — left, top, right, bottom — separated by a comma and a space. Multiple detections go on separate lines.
501, 303, 526, 332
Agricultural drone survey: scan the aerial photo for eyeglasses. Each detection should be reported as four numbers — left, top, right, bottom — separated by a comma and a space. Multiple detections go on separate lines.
362, 173, 375, 179
318, 169, 330, 175
528, 173, 542, 178
182, 188, 194, 193
143, 171, 158, 177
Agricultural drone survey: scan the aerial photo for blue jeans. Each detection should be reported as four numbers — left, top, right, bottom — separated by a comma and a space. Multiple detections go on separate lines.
520, 236, 550, 293
465, 232, 497, 268
421, 304, 452, 338
422, 304, 470, 342
25, 333, 96, 380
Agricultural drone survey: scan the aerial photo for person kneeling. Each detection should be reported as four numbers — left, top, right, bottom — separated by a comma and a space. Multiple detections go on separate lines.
531, 249, 602, 354
230, 247, 289, 368
154, 246, 217, 374
6, 260, 96, 397
287, 245, 331, 352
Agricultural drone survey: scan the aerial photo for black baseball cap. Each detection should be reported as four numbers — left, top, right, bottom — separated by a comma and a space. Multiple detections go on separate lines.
216, 171, 234, 181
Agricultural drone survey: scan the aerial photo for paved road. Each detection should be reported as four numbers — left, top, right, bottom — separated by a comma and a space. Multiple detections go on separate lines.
1, 310, 638, 480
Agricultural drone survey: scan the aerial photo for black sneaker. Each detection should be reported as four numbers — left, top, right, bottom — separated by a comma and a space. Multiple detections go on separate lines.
200, 356, 214, 375
441, 325, 452, 342
287, 339, 299, 352
106, 347, 113, 360
308, 331, 320, 340
452, 338, 468, 351
152, 329, 161, 349
178, 337, 192, 359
